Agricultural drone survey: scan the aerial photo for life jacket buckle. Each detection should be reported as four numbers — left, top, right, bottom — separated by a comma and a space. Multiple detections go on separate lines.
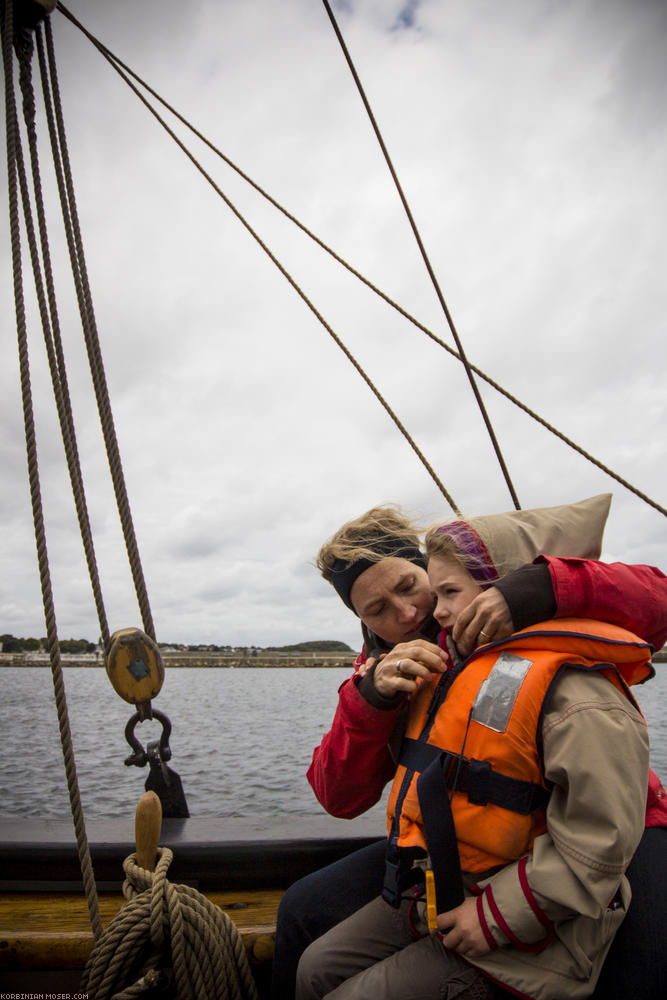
382, 858, 403, 908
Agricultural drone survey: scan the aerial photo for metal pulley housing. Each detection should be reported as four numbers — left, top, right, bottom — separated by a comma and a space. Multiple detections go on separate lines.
106, 627, 164, 716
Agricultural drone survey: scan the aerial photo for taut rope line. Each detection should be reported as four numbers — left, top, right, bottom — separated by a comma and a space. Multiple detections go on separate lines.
54, 4, 666, 518
55, 2, 461, 514
42, 13, 156, 643
16, 19, 112, 651
2, 0, 101, 940
5, 3, 157, 649
320, 0, 521, 510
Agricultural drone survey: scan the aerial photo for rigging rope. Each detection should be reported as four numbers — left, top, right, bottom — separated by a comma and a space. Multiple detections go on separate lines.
1, 0, 101, 940
320, 0, 521, 510
16, 20, 111, 652
81, 847, 258, 1000
3, 3, 156, 651
41, 14, 156, 644
55, 2, 461, 514
53, 5, 666, 519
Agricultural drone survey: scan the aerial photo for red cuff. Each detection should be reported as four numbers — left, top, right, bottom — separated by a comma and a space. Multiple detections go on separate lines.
517, 857, 554, 943
646, 768, 667, 827
476, 894, 499, 951
483, 869, 554, 953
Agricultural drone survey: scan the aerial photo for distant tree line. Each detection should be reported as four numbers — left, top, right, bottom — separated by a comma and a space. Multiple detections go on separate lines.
264, 640, 353, 653
165, 640, 353, 653
1, 635, 352, 654
0, 634, 96, 653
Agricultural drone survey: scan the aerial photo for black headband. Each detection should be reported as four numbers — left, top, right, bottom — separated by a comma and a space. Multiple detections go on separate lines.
329, 537, 426, 613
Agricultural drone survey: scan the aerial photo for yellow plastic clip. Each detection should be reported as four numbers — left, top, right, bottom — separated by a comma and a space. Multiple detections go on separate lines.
425, 869, 438, 932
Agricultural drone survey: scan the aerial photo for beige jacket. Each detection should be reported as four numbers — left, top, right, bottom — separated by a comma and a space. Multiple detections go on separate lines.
464, 668, 649, 999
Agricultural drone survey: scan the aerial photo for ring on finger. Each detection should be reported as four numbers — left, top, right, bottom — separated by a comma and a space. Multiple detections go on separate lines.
479, 630, 491, 641
396, 659, 403, 675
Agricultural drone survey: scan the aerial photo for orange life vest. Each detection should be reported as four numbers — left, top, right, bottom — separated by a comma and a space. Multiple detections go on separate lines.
386, 618, 652, 876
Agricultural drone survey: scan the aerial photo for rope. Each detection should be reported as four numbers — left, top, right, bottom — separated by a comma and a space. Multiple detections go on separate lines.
55, 1, 460, 514
320, 0, 521, 510
54, 7, 666, 519
81, 848, 259, 1000
1, 0, 102, 940
13, 18, 112, 651
3, 2, 157, 652
41, 14, 156, 644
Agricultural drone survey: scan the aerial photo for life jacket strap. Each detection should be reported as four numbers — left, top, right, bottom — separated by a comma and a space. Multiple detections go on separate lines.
400, 739, 550, 815
417, 755, 465, 914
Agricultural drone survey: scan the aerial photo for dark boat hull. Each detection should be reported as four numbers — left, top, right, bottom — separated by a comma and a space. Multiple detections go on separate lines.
0, 813, 383, 891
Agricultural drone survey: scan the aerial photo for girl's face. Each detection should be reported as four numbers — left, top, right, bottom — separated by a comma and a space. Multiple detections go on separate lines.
350, 557, 434, 645
428, 556, 483, 631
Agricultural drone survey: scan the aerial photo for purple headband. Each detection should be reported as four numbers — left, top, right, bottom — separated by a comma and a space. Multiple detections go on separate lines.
329, 536, 426, 613
434, 521, 498, 585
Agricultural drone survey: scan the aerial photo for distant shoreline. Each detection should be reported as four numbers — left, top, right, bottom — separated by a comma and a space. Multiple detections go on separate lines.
2, 650, 665, 668
0, 653, 358, 669
0, 662, 355, 668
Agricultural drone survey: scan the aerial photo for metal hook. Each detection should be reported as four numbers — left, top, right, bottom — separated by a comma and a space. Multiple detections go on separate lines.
124, 708, 188, 817
124, 708, 173, 768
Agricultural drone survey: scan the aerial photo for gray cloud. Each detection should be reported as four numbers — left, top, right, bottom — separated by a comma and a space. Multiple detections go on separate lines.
1, 0, 665, 650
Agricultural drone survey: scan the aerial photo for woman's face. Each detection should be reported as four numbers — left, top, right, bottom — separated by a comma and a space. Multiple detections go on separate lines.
350, 557, 433, 645
428, 555, 483, 631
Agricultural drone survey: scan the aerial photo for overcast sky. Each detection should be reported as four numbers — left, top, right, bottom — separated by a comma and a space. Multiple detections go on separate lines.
1, 0, 666, 651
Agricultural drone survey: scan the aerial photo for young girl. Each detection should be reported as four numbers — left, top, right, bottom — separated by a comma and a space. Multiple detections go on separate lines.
296, 511, 653, 1000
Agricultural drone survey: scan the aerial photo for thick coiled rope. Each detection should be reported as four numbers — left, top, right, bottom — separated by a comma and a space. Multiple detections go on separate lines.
81, 847, 258, 1000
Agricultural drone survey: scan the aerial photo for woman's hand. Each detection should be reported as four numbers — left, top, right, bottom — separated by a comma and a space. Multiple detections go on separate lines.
452, 588, 514, 657
437, 897, 491, 957
372, 639, 448, 698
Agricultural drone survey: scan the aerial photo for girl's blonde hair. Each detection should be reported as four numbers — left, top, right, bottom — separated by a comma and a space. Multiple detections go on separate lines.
424, 523, 470, 565
316, 505, 422, 582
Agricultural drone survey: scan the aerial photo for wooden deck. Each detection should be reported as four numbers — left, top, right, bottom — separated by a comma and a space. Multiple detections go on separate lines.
0, 887, 283, 970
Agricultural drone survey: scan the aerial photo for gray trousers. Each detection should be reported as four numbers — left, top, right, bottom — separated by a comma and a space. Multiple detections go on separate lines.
295, 895, 495, 1000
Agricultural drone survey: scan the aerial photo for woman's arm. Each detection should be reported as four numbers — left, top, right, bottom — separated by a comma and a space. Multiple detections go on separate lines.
307, 640, 448, 818
453, 558, 667, 654
306, 671, 403, 818
542, 556, 667, 650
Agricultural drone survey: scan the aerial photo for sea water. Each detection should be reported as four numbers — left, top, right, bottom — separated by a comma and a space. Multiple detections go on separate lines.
0, 665, 665, 820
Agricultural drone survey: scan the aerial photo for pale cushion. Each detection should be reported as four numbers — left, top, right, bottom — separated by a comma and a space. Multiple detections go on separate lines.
467, 493, 612, 577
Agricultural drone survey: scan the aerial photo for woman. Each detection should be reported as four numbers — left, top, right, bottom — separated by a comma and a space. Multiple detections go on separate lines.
271, 496, 667, 999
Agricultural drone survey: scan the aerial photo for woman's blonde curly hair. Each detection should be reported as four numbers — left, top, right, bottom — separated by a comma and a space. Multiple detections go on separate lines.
316, 505, 422, 581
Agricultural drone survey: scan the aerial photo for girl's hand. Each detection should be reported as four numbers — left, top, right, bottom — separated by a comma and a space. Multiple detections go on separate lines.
372, 639, 448, 698
437, 897, 491, 957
